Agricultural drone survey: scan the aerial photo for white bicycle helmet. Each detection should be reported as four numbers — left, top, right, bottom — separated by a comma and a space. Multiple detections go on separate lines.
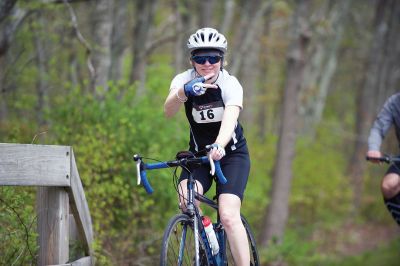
187, 28, 227, 54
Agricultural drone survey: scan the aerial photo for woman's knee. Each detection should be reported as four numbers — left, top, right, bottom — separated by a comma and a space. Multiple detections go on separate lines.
219, 208, 241, 230
218, 194, 242, 231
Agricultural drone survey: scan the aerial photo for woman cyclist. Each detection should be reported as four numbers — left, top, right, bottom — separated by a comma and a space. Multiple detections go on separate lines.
164, 27, 251, 265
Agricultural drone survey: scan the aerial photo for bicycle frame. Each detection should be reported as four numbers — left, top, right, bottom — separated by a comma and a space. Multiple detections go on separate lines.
134, 153, 228, 265
176, 173, 231, 266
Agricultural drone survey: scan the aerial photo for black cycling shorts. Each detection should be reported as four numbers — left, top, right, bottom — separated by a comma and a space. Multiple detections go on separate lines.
179, 144, 250, 201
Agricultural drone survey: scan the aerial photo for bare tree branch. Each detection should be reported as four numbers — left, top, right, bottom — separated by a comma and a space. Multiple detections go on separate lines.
145, 33, 178, 56
63, 0, 95, 90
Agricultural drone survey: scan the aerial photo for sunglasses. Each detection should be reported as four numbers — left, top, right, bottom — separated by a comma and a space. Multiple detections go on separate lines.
191, 55, 222, 65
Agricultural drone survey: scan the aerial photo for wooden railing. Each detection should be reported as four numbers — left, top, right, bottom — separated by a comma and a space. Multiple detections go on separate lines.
0, 143, 94, 266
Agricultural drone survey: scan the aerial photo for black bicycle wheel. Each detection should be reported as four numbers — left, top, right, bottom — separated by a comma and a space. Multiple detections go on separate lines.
225, 215, 260, 266
160, 213, 210, 266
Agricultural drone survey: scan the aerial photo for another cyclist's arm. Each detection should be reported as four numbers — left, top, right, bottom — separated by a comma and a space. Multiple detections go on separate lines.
366, 96, 395, 162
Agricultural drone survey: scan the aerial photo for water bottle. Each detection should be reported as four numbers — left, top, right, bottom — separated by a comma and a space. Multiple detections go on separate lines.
202, 216, 219, 255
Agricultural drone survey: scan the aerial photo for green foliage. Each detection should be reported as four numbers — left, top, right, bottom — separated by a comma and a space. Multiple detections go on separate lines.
291, 125, 352, 229
241, 132, 277, 233
0, 187, 38, 265
45, 73, 188, 263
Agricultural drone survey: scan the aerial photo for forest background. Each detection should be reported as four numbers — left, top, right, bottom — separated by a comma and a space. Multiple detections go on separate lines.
1, 0, 400, 265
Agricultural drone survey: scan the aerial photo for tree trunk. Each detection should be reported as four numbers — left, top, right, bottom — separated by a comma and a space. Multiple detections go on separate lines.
255, 9, 272, 140
130, 0, 158, 98
0, 3, 26, 124
220, 0, 235, 34
110, 0, 128, 82
347, 0, 400, 214
260, 0, 311, 246
240, 23, 261, 125
198, 0, 216, 28
91, 0, 114, 95
33, 14, 49, 127
236, 1, 273, 126
376, 0, 400, 103
0, 0, 17, 23
173, 0, 191, 73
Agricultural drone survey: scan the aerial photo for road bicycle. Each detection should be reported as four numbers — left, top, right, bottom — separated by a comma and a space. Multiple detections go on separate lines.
134, 146, 260, 266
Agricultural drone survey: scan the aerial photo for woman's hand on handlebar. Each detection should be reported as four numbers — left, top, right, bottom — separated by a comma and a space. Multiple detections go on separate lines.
208, 143, 226, 161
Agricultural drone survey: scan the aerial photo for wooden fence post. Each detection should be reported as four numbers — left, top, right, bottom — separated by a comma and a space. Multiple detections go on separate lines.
37, 187, 69, 265
0, 143, 93, 265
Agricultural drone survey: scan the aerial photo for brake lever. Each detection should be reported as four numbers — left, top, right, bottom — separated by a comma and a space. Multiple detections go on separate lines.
205, 145, 216, 175
208, 153, 216, 176
133, 154, 142, 185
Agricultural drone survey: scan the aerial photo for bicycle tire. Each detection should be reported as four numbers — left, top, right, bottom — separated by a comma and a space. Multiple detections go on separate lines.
224, 215, 260, 266
160, 213, 211, 266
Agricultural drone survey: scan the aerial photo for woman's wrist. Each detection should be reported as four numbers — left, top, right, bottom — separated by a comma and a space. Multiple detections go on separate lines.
175, 88, 188, 103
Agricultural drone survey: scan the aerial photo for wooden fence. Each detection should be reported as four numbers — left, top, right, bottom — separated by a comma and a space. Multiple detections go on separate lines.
0, 143, 94, 266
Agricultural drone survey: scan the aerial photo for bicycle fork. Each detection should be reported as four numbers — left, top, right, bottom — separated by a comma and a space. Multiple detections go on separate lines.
186, 177, 201, 266
177, 214, 200, 266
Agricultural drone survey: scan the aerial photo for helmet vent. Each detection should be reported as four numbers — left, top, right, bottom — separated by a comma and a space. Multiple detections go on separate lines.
200, 33, 205, 42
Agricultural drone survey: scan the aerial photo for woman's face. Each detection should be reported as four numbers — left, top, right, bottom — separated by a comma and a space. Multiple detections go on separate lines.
191, 52, 222, 80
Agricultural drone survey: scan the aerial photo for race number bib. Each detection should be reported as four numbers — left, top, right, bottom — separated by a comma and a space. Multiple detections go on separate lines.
192, 101, 224, 123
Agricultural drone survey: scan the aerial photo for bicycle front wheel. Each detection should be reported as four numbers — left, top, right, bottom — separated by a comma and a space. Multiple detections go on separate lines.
160, 213, 210, 266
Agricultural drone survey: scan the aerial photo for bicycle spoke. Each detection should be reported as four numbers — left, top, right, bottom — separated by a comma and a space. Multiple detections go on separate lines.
161, 214, 208, 266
